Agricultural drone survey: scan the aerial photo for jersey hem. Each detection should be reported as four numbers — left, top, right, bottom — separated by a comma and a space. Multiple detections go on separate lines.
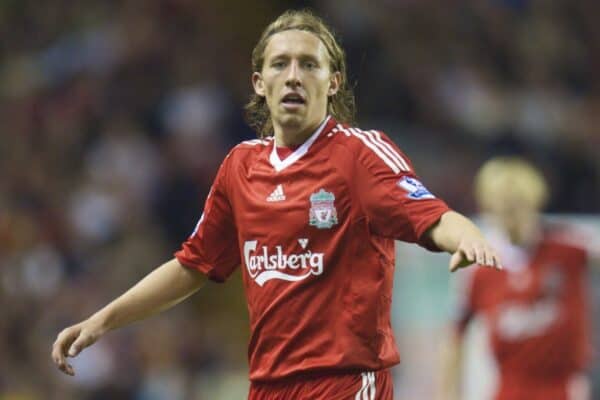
248, 365, 396, 384
174, 252, 226, 283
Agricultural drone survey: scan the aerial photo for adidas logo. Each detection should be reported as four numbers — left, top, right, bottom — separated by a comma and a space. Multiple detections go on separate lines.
267, 184, 286, 202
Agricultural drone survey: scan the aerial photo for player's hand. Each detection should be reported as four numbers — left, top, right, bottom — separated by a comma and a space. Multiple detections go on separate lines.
449, 237, 502, 272
51, 318, 106, 376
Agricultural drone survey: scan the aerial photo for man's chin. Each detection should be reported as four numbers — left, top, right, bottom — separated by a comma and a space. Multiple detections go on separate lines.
278, 113, 304, 127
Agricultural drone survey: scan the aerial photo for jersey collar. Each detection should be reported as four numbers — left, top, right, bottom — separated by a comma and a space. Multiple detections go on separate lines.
269, 116, 332, 172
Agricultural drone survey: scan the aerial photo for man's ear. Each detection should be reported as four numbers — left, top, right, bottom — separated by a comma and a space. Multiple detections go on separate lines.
328, 71, 341, 96
252, 72, 266, 97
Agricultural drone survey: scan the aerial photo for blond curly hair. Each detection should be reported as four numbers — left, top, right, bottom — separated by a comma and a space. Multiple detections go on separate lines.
244, 9, 356, 138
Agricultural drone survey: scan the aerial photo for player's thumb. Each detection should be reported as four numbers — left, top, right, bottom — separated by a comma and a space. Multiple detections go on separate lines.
449, 251, 462, 273
68, 335, 90, 357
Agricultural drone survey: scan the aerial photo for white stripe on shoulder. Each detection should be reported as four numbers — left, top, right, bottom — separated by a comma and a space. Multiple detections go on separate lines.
334, 124, 351, 136
360, 129, 408, 172
368, 130, 410, 171
335, 124, 409, 173
240, 138, 270, 146
349, 128, 401, 174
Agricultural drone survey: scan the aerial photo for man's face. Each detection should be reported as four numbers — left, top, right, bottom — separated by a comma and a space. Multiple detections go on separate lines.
252, 30, 340, 134
485, 183, 541, 242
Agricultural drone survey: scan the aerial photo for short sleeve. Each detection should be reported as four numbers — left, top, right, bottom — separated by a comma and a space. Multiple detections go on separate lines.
174, 153, 240, 282
352, 130, 451, 250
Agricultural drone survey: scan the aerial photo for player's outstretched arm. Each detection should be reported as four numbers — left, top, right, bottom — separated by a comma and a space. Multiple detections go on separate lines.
426, 211, 502, 272
51, 258, 206, 376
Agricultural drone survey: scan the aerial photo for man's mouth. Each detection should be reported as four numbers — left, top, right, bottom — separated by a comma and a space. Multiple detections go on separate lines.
281, 93, 306, 105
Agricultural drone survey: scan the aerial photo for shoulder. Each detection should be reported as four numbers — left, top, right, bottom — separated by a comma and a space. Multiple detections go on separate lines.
326, 122, 413, 174
543, 223, 589, 257
226, 136, 274, 162
213, 137, 273, 184
232, 136, 274, 152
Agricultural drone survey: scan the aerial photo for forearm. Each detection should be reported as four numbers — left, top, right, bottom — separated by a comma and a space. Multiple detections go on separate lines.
88, 258, 206, 332
428, 211, 484, 254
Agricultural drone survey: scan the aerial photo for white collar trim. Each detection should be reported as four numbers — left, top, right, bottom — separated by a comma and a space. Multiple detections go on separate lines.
269, 116, 331, 172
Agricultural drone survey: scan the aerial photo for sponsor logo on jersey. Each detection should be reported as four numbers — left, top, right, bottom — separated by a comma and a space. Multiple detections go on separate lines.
244, 239, 324, 286
267, 184, 286, 202
397, 176, 435, 200
309, 189, 338, 229
496, 300, 559, 340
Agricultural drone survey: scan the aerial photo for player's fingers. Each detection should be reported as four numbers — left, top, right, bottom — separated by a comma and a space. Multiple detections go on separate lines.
51, 344, 65, 370
462, 245, 476, 263
474, 246, 486, 266
52, 333, 69, 363
69, 332, 95, 357
492, 253, 503, 270
65, 364, 75, 376
480, 247, 502, 270
59, 360, 75, 376
52, 327, 80, 375
480, 247, 495, 267
52, 341, 75, 376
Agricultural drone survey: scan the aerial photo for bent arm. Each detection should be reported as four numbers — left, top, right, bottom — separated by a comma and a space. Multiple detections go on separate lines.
426, 211, 502, 271
52, 258, 207, 375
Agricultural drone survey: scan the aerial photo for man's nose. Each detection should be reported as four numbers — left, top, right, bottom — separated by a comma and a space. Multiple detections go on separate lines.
285, 61, 301, 87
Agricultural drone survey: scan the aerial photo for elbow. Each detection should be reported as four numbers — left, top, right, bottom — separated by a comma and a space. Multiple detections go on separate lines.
426, 211, 456, 252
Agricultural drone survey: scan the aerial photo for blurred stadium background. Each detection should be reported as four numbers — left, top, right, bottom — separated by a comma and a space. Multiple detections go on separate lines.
1, 0, 599, 399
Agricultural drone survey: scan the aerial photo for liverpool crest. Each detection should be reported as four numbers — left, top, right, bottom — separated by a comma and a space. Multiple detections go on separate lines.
309, 189, 338, 229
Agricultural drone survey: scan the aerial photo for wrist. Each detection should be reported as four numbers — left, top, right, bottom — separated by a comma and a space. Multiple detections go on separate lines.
88, 309, 113, 334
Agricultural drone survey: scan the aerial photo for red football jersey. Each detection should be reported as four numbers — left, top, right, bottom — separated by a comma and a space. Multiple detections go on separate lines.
456, 224, 593, 382
176, 116, 450, 381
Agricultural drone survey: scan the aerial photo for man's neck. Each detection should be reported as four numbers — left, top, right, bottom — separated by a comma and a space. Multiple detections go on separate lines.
273, 117, 327, 147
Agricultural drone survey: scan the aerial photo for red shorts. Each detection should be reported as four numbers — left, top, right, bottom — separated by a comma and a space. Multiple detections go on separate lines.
249, 370, 393, 400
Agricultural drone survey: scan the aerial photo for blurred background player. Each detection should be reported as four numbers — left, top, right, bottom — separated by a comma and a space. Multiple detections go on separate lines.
52, 9, 501, 400
442, 156, 594, 400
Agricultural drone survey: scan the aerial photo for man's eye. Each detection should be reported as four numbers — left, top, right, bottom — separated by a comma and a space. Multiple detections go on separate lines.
304, 62, 317, 69
272, 61, 286, 69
